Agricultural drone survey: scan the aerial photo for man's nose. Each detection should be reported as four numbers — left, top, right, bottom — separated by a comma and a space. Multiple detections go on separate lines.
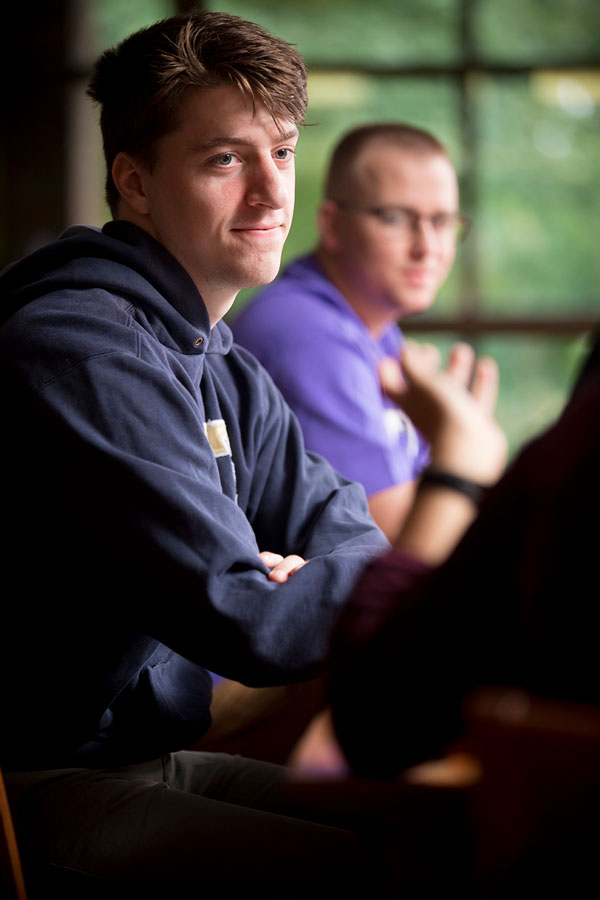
246, 158, 288, 209
408, 217, 436, 257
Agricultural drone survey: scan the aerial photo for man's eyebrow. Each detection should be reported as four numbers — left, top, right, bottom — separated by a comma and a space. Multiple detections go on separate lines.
195, 128, 299, 150
275, 128, 300, 142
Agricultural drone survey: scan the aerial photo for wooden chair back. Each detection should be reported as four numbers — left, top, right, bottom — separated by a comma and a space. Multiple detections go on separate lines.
0, 766, 27, 900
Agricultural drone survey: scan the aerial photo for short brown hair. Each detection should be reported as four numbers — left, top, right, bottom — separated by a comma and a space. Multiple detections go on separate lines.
87, 10, 308, 216
324, 123, 450, 201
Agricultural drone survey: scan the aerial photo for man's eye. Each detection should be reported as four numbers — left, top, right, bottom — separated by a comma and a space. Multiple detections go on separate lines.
379, 209, 407, 225
274, 147, 295, 161
214, 153, 236, 166
431, 214, 452, 230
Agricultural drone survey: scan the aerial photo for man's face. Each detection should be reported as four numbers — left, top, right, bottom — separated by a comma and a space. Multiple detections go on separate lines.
324, 141, 460, 320
133, 85, 298, 320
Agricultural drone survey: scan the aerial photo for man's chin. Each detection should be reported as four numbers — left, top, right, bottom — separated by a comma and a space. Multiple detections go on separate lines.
392, 291, 437, 318
242, 256, 284, 290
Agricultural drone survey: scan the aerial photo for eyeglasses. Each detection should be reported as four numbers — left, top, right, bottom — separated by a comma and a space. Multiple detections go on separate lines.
334, 201, 471, 244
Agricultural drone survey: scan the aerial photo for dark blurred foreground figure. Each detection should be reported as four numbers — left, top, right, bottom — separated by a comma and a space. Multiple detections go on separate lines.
330, 332, 600, 895
332, 332, 600, 777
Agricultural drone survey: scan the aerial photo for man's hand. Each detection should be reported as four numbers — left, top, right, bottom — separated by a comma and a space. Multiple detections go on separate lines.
379, 342, 508, 563
258, 551, 307, 583
379, 341, 507, 486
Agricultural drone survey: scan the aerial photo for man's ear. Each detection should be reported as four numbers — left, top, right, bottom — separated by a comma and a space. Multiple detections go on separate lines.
317, 200, 342, 253
111, 152, 151, 216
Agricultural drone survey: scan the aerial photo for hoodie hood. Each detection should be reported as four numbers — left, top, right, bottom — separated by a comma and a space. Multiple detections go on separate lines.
0, 220, 233, 356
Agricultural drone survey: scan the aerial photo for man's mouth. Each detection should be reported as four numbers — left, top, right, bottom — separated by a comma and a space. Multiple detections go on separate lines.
403, 268, 434, 285
231, 223, 283, 234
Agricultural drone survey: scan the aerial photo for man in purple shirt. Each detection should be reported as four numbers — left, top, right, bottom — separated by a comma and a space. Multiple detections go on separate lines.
233, 123, 468, 542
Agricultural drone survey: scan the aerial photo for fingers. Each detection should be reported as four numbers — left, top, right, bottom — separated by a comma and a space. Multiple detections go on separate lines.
393, 340, 501, 433
399, 341, 441, 385
471, 356, 499, 416
378, 356, 405, 402
383, 342, 443, 403
406, 341, 498, 410
267, 554, 307, 583
258, 551, 307, 583
405, 341, 442, 374
446, 342, 475, 387
446, 344, 498, 416
416, 342, 442, 373
258, 550, 284, 568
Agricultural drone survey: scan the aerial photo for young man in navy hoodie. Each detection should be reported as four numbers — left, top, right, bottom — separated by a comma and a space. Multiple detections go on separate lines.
0, 10, 392, 896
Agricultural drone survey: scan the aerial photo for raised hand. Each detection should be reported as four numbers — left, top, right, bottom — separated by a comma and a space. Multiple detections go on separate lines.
380, 341, 507, 487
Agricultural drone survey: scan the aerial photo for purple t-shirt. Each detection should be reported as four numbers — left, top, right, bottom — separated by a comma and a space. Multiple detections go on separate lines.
231, 254, 429, 497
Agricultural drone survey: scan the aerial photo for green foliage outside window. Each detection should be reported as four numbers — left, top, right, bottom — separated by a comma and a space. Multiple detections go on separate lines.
477, 73, 600, 313
90, 0, 172, 47
215, 0, 462, 65
475, 0, 600, 62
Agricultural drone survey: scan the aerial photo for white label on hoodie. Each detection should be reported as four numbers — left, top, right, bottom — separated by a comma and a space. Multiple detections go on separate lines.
204, 418, 232, 459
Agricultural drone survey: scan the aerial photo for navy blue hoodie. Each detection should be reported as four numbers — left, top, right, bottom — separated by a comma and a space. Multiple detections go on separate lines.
0, 221, 387, 769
